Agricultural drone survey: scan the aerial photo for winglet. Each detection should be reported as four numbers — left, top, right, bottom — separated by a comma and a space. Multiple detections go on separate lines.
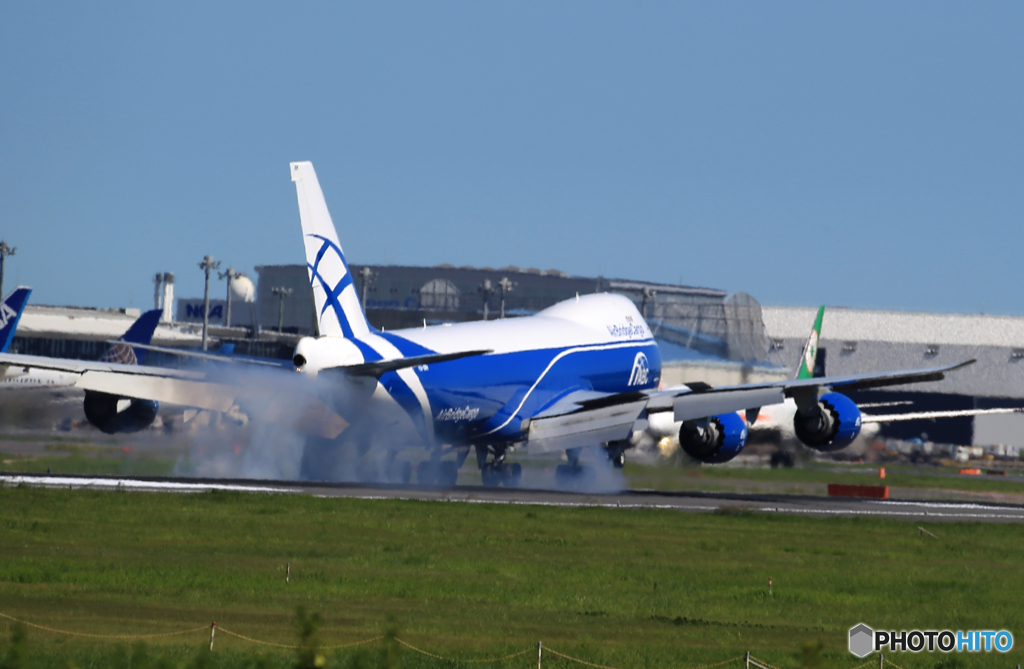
291, 161, 371, 340
0, 287, 31, 353
795, 305, 825, 380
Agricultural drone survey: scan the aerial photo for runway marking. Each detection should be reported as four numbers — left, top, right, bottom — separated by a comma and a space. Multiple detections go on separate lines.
4, 475, 1024, 522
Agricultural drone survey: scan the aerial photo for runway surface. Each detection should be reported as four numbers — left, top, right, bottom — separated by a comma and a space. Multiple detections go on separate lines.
4, 472, 1024, 523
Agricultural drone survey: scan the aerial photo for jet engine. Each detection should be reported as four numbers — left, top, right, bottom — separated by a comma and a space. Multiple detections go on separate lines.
679, 412, 748, 463
793, 392, 862, 451
83, 391, 159, 434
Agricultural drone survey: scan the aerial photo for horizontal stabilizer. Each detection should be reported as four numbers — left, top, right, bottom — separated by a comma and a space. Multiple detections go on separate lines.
331, 349, 492, 378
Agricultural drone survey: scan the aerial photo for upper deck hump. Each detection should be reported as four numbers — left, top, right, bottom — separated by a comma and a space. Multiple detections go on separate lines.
394, 293, 654, 355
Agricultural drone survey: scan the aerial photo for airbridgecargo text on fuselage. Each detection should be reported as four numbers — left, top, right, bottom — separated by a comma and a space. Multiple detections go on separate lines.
435, 406, 481, 422
606, 323, 647, 338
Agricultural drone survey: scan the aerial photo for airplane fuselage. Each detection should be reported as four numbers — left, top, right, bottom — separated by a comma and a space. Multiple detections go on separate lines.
295, 293, 662, 448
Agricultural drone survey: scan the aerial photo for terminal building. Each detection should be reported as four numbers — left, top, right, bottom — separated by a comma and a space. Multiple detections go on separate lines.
249, 263, 781, 383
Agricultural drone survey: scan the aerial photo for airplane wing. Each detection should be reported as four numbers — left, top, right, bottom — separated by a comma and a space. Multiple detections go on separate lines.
0, 352, 347, 439
516, 360, 976, 452
105, 341, 290, 368
0, 352, 204, 379
862, 407, 1023, 424
658, 360, 975, 421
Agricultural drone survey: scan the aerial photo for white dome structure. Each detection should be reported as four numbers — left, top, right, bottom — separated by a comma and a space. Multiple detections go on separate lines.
230, 275, 256, 303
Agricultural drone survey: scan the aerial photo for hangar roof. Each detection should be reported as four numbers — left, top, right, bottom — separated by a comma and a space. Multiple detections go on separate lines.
16, 305, 203, 345
762, 306, 1024, 349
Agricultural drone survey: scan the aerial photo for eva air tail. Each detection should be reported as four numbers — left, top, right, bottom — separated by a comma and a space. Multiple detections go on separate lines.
794, 306, 825, 380
291, 161, 372, 340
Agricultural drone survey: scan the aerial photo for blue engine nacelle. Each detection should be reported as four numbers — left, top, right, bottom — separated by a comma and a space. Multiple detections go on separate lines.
83, 391, 159, 434
679, 412, 749, 463
793, 392, 862, 452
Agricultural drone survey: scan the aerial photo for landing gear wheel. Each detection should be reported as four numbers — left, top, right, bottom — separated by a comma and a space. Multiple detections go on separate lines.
417, 461, 438, 486
555, 464, 594, 490
438, 461, 459, 488
481, 466, 501, 487
505, 463, 522, 487
770, 451, 795, 468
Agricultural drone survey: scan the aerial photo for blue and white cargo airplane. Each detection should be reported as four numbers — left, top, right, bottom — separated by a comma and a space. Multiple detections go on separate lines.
0, 163, 978, 486
283, 161, 976, 485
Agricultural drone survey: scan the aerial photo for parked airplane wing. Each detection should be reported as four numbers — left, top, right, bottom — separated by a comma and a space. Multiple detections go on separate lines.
862, 407, 1023, 424
0, 352, 204, 378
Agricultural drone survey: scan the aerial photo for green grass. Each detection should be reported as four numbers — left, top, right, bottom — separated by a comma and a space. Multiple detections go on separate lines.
0, 449, 174, 477
0, 486, 1022, 668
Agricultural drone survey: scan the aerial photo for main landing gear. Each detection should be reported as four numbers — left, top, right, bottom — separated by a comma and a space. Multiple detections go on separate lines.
476, 444, 522, 487
416, 460, 459, 487
554, 447, 596, 488
415, 446, 469, 487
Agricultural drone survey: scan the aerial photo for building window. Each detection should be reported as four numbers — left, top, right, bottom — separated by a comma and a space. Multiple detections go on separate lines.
419, 279, 460, 311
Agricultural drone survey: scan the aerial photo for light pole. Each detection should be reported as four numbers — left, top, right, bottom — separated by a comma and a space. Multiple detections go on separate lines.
198, 255, 220, 350
154, 273, 164, 311
478, 279, 493, 320
640, 286, 657, 319
271, 286, 293, 333
0, 241, 16, 299
497, 277, 515, 319
219, 267, 239, 328
358, 266, 376, 313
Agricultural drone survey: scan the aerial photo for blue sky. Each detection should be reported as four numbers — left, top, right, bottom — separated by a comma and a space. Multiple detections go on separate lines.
2, 2, 1022, 315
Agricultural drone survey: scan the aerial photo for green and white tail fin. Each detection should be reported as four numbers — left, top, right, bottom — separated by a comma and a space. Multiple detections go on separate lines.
795, 306, 825, 380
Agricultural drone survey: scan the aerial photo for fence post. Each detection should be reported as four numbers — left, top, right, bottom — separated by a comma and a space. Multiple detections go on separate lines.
538, 641, 543, 669
878, 652, 882, 668
745, 650, 750, 668
287, 562, 291, 583
209, 622, 216, 651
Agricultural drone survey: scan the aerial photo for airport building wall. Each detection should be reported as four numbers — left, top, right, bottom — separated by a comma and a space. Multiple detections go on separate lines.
252, 263, 775, 364
762, 306, 1024, 446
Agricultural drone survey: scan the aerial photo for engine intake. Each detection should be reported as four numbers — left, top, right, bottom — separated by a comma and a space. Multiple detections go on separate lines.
83, 391, 159, 434
793, 392, 862, 452
679, 412, 748, 463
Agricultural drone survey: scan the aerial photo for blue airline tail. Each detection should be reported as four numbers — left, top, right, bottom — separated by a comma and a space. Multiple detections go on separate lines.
291, 161, 372, 340
0, 287, 32, 353
100, 309, 162, 365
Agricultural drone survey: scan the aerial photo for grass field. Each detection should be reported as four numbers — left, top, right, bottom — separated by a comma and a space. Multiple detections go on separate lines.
1, 485, 1022, 668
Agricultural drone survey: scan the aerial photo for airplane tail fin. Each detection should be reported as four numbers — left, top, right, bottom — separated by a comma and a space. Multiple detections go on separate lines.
794, 305, 825, 380
290, 161, 371, 340
0, 287, 32, 353
101, 309, 162, 365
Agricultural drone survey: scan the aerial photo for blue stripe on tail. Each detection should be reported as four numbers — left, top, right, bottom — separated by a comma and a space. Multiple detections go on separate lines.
0, 287, 31, 353
307, 233, 361, 339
